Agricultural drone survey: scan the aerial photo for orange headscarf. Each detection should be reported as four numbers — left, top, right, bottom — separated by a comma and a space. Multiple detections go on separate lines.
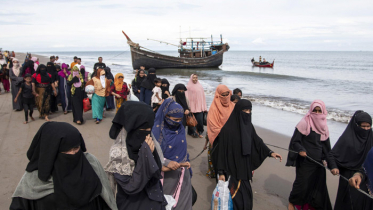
114, 73, 124, 91
207, 85, 235, 145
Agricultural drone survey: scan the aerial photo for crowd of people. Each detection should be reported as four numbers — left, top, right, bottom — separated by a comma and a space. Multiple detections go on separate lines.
2, 51, 373, 210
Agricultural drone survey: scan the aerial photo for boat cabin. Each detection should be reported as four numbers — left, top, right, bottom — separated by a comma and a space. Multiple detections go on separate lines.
178, 35, 229, 58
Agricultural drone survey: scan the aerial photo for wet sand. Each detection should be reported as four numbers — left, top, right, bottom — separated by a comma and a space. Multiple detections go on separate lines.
0, 53, 340, 209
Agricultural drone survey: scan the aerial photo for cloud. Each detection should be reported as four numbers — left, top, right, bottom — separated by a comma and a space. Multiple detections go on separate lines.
252, 38, 266, 45
1, 0, 373, 51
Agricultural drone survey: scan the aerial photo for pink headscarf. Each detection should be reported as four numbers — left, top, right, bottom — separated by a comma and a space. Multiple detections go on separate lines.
296, 100, 329, 141
31, 57, 39, 70
185, 74, 207, 113
58, 63, 70, 78
72, 67, 82, 88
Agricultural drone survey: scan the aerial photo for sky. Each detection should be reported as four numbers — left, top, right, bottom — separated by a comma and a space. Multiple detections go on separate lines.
1, 0, 373, 52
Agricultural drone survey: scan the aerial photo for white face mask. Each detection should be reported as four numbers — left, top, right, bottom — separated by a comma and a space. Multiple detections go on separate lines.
100, 75, 106, 88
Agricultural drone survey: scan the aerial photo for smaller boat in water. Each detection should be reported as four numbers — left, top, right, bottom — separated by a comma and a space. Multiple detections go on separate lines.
251, 57, 274, 68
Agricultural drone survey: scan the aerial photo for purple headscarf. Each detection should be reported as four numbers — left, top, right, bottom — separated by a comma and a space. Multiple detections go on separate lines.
152, 98, 188, 164
58, 63, 70, 78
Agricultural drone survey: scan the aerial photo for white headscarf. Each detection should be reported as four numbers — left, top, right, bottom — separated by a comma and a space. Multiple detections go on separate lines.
100, 70, 106, 88
12, 58, 21, 76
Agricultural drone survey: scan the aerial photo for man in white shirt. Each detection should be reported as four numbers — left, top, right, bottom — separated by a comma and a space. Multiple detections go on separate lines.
55, 56, 62, 65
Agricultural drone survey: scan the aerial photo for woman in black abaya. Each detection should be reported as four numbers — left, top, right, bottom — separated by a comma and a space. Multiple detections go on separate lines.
171, 84, 190, 128
211, 99, 282, 210
105, 101, 167, 210
286, 100, 333, 210
104, 67, 115, 110
140, 68, 156, 105
328, 111, 373, 210
10, 122, 117, 210
131, 69, 146, 100
46, 62, 58, 113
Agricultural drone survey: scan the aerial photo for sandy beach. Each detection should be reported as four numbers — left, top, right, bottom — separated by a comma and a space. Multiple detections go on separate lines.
0, 52, 341, 209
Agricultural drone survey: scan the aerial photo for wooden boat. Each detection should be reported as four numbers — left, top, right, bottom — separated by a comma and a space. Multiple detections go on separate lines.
122, 31, 230, 69
251, 58, 274, 68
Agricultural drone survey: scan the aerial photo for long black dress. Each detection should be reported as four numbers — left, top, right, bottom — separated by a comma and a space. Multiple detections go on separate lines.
105, 101, 167, 210
211, 99, 273, 210
286, 128, 332, 210
10, 122, 116, 210
67, 77, 84, 123
328, 111, 373, 210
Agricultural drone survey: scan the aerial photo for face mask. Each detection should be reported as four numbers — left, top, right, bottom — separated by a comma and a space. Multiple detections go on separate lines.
165, 117, 181, 130
13, 63, 20, 68
241, 112, 252, 124
355, 123, 371, 139
40, 69, 47, 75
136, 130, 151, 140
100, 75, 105, 79
219, 94, 230, 106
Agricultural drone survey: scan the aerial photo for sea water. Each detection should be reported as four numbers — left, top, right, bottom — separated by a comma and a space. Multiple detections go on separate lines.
35, 50, 373, 145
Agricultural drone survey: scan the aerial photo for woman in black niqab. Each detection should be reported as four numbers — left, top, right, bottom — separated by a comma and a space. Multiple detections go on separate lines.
104, 67, 115, 110
140, 68, 156, 105
172, 84, 188, 111
106, 101, 167, 210
161, 78, 170, 99
46, 62, 57, 82
10, 122, 112, 210
211, 99, 282, 210
132, 69, 146, 100
328, 110, 373, 210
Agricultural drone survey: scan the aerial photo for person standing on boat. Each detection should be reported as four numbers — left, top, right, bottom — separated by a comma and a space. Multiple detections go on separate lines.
140, 68, 156, 105
286, 100, 332, 210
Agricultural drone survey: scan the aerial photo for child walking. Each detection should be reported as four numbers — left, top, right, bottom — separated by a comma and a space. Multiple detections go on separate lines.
14, 74, 35, 124
151, 78, 163, 113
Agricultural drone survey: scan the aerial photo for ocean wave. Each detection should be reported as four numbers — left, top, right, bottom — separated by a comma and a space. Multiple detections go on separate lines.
243, 95, 352, 123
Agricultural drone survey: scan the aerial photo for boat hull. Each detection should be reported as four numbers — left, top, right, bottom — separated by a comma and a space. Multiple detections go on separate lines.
252, 61, 274, 68
130, 47, 225, 69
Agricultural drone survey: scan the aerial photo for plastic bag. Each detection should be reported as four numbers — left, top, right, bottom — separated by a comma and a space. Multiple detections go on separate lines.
83, 98, 91, 112
164, 195, 176, 210
211, 176, 233, 210
85, 85, 95, 94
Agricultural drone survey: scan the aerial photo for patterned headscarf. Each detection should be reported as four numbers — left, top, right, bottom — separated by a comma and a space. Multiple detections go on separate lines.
152, 98, 188, 163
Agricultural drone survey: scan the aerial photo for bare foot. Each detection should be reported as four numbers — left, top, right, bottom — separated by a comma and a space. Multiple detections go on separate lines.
77, 121, 82, 125
288, 203, 295, 210
64, 111, 68, 115
24, 121, 28, 124
199, 134, 204, 138
45, 116, 50, 122
30, 117, 35, 121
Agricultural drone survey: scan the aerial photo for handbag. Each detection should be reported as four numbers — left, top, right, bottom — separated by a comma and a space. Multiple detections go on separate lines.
186, 113, 198, 127
83, 98, 91, 112
203, 111, 208, 126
